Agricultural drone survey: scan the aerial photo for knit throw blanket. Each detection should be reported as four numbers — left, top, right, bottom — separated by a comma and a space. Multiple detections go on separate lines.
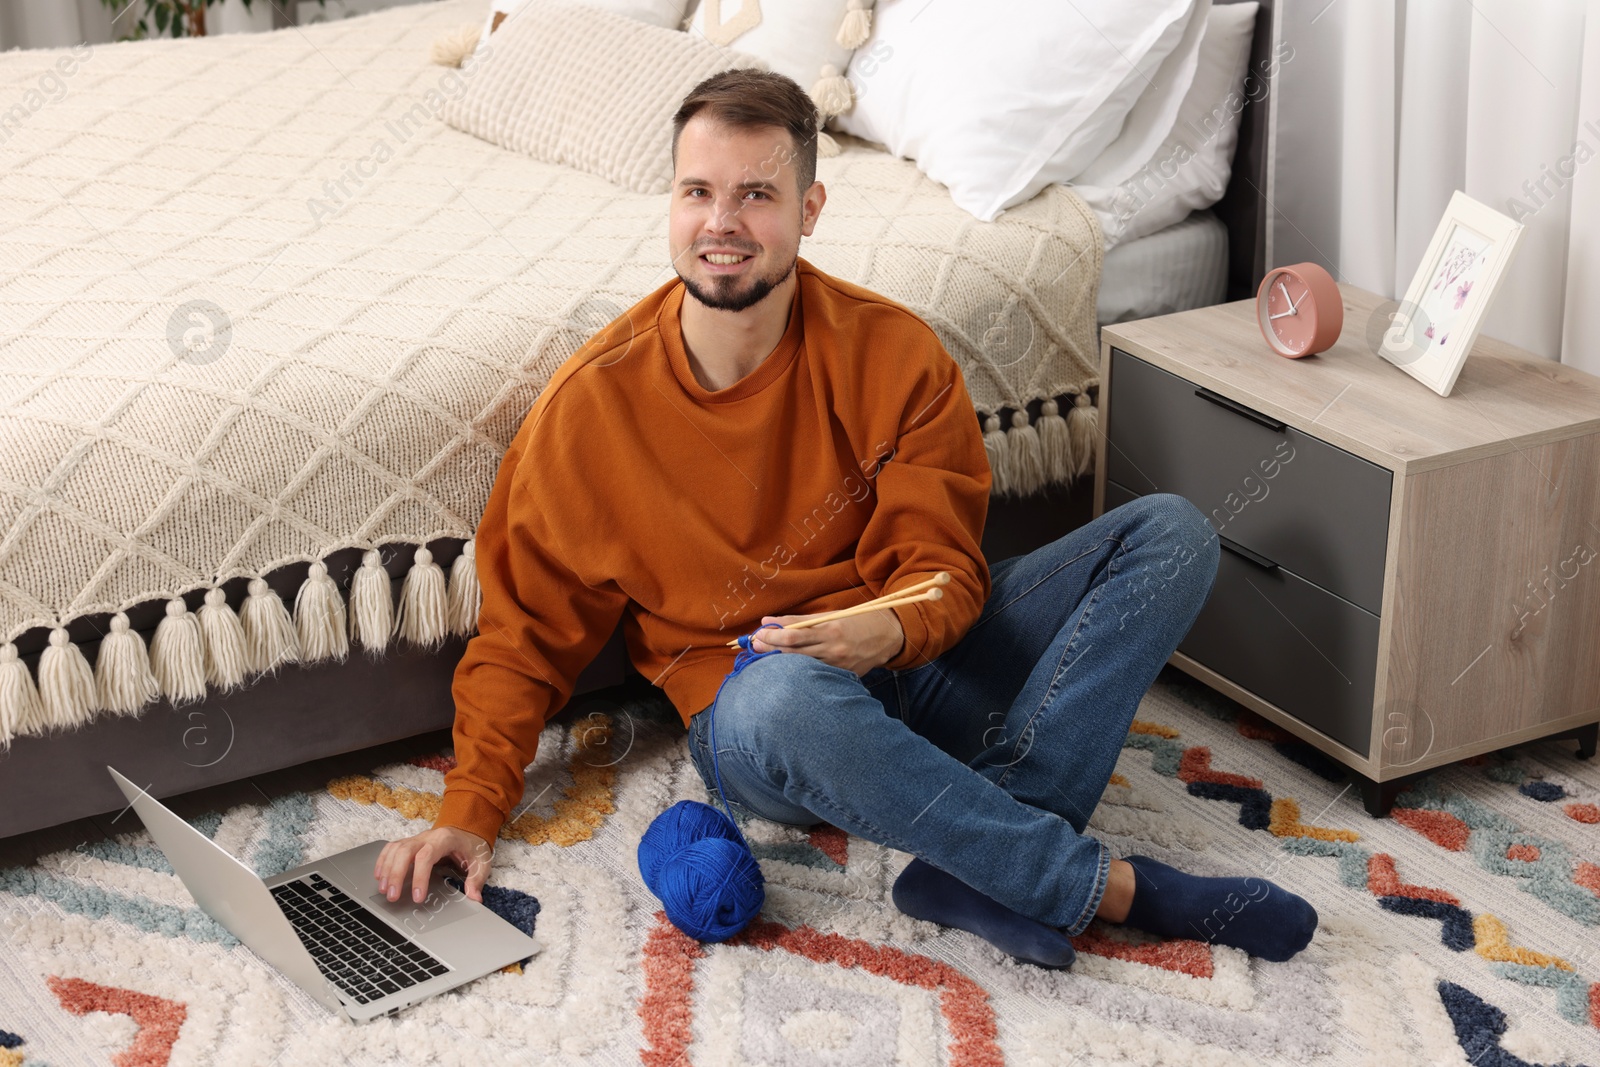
0, 1, 1103, 738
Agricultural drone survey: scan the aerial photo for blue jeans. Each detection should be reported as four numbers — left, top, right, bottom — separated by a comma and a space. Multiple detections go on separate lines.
685, 494, 1220, 935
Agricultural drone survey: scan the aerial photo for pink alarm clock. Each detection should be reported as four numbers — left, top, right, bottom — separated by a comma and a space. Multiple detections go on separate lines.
1255, 262, 1344, 358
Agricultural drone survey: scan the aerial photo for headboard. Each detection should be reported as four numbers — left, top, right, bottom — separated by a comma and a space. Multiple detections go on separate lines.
1212, 0, 1277, 302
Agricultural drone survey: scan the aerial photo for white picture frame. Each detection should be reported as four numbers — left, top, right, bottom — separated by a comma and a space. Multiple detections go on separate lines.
1377, 190, 1523, 397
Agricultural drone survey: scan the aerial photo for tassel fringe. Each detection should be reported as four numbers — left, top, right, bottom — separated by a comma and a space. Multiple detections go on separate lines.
39, 627, 96, 730
837, 0, 872, 49
241, 578, 300, 675
1068, 391, 1098, 478
350, 549, 394, 653
981, 413, 1012, 497
295, 561, 349, 665
0, 641, 44, 746
150, 599, 206, 704
447, 540, 481, 638
429, 23, 481, 67
395, 547, 449, 649
95, 611, 159, 717
1036, 398, 1074, 485
0, 539, 485, 734
1005, 409, 1045, 496
981, 390, 1099, 498
810, 65, 853, 117
199, 587, 248, 690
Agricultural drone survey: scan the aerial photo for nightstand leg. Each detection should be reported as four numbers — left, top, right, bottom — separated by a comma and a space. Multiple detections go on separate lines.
1541, 722, 1599, 759
1359, 777, 1399, 818
1357, 771, 1431, 818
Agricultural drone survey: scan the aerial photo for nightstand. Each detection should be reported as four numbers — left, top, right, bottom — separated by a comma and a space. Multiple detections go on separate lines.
1096, 285, 1600, 816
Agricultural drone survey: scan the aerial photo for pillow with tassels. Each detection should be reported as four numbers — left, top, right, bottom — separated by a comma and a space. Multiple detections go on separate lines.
686, 0, 876, 157
454, 0, 697, 63
440, 4, 767, 195
483, 0, 694, 38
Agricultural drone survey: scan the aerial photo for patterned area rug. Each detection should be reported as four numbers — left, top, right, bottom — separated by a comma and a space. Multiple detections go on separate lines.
2, 668, 1597, 1066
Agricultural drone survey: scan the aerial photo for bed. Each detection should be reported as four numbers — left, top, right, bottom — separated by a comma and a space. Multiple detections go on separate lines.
0, 0, 1276, 838
1100, 211, 1230, 325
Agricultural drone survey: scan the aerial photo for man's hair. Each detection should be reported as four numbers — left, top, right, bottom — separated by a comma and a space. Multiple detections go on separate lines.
671, 69, 820, 195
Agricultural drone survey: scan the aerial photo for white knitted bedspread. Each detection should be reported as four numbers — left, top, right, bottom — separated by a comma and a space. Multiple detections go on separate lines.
0, 0, 1103, 644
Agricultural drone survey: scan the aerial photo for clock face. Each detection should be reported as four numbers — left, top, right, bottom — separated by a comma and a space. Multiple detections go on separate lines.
1259, 270, 1317, 356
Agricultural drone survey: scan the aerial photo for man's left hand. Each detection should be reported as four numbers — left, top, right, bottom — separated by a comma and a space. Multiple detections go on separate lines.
748, 607, 904, 676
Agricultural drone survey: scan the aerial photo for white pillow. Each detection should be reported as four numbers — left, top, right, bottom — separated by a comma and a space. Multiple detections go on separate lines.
1073, 2, 1261, 248
686, 0, 874, 123
1068, 0, 1213, 192
834, 0, 1199, 222
479, 0, 693, 48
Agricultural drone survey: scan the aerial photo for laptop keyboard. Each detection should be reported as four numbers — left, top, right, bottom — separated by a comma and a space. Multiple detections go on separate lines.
270, 872, 450, 1005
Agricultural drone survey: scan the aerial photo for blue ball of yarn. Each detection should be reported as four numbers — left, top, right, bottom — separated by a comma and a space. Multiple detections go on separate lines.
637, 799, 740, 888
638, 799, 764, 942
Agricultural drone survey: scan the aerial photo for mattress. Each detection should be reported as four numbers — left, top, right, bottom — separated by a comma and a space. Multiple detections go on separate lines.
1097, 209, 1229, 326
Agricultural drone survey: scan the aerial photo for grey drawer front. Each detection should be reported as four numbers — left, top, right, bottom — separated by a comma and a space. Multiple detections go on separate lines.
1108, 480, 1379, 755
1106, 348, 1392, 615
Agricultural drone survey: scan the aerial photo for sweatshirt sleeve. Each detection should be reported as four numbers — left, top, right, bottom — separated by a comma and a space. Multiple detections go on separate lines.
436, 420, 628, 844
854, 331, 992, 671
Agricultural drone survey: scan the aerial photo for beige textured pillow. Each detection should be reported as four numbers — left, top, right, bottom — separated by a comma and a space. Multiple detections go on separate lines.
441, 4, 766, 195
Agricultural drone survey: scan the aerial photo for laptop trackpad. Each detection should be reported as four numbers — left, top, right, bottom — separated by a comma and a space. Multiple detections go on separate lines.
364, 887, 474, 936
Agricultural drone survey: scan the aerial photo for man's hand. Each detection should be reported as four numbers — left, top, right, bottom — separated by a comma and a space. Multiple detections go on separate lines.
374, 825, 493, 904
748, 606, 905, 675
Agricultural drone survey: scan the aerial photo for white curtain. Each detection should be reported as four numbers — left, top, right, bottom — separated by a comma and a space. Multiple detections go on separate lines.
1270, 0, 1600, 373
0, 0, 109, 50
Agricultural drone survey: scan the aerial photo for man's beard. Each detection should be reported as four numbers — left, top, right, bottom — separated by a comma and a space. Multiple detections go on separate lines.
678, 252, 796, 313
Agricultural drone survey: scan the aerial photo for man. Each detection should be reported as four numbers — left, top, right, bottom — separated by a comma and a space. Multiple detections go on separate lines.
374, 70, 1318, 968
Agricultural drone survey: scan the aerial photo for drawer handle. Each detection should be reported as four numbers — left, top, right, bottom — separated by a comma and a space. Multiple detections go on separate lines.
1194, 387, 1286, 433
1219, 536, 1279, 571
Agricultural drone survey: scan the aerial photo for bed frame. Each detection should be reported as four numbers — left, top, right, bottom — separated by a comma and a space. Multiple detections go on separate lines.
1213, 0, 1276, 302
0, 0, 1279, 841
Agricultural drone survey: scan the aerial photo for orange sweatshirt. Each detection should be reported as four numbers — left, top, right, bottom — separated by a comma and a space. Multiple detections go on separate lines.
437, 258, 993, 843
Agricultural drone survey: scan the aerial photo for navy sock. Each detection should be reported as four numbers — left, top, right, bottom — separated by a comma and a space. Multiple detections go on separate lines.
1119, 854, 1318, 962
892, 859, 1077, 969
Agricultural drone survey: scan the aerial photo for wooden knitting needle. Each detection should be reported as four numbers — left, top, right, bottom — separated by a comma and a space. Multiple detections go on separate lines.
726, 572, 951, 646
784, 587, 944, 630
725, 589, 945, 647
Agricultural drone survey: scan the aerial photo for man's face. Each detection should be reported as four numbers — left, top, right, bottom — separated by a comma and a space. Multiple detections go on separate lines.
669, 115, 823, 312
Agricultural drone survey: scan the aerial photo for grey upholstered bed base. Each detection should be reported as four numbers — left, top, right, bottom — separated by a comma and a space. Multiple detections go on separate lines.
0, 620, 629, 842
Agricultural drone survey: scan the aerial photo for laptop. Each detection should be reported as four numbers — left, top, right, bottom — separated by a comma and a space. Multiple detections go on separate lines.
107, 765, 539, 1022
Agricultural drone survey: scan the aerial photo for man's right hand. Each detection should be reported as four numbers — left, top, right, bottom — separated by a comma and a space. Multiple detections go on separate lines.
374, 825, 494, 904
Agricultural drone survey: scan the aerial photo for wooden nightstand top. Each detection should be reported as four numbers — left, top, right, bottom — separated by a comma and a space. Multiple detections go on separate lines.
1101, 284, 1600, 475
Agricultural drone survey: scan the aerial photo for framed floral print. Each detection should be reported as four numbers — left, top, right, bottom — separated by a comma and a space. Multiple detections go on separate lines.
1377, 190, 1524, 397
